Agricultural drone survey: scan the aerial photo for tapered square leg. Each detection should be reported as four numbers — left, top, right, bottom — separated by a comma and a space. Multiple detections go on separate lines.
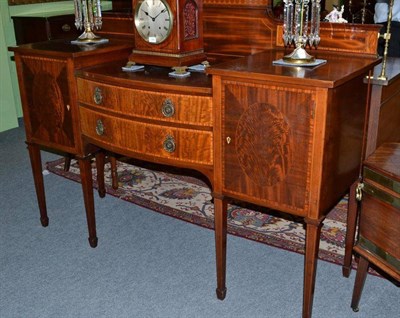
78, 157, 98, 248
27, 143, 49, 227
343, 181, 359, 277
303, 218, 323, 318
110, 155, 119, 190
95, 152, 106, 198
214, 196, 227, 300
350, 256, 369, 312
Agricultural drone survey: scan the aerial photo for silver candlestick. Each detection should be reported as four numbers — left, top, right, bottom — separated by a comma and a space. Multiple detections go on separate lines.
72, 0, 108, 44
282, 0, 321, 64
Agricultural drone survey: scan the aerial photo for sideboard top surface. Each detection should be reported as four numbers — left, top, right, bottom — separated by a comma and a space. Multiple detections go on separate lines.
9, 38, 134, 58
208, 49, 381, 88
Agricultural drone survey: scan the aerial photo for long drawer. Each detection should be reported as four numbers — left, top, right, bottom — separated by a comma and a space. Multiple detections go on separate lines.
80, 107, 213, 165
77, 78, 213, 127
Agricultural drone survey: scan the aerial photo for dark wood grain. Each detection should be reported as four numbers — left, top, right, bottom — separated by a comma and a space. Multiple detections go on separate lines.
12, 15, 80, 45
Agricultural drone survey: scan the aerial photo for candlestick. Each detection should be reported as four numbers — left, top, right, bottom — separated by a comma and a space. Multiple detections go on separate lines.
72, 0, 108, 44
282, 0, 321, 64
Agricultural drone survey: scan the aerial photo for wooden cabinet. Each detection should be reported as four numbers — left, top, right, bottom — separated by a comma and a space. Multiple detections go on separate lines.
12, 15, 80, 45
16, 52, 76, 151
10, 40, 134, 154
208, 49, 380, 318
9, 40, 134, 245
349, 143, 400, 312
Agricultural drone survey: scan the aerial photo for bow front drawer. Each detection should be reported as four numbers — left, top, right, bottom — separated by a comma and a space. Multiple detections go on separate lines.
77, 78, 212, 127
79, 107, 213, 165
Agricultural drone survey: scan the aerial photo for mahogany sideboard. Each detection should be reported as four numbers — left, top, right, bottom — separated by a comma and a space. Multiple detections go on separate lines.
9, 1, 389, 317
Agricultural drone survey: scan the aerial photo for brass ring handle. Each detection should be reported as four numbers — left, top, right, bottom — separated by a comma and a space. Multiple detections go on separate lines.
226, 136, 232, 144
61, 24, 71, 32
95, 119, 104, 136
161, 98, 175, 117
163, 135, 176, 153
93, 87, 103, 105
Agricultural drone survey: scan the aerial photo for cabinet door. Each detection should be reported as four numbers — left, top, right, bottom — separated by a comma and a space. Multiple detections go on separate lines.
221, 81, 315, 216
19, 55, 75, 151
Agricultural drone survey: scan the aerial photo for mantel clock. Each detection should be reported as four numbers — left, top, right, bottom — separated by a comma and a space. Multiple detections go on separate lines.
130, 0, 206, 68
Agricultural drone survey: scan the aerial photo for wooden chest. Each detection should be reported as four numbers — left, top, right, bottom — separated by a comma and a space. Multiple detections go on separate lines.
12, 15, 80, 45
355, 142, 400, 277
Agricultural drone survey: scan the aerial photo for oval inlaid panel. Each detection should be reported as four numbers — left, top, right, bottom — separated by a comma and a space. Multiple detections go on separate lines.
235, 102, 291, 187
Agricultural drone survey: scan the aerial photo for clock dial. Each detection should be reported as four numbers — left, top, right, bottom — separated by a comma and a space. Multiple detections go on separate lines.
135, 0, 173, 44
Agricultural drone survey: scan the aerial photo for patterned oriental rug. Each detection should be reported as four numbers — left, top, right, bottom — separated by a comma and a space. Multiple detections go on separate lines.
46, 158, 350, 267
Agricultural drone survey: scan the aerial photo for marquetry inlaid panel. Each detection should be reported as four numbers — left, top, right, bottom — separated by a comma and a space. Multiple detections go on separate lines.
20, 56, 74, 149
221, 81, 315, 215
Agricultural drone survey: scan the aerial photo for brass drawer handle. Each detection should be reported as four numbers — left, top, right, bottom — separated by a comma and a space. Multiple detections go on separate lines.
95, 119, 104, 136
161, 98, 175, 117
61, 24, 71, 32
163, 135, 176, 153
93, 87, 103, 105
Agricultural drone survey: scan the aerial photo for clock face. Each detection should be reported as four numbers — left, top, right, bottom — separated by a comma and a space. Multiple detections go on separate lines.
134, 0, 173, 45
